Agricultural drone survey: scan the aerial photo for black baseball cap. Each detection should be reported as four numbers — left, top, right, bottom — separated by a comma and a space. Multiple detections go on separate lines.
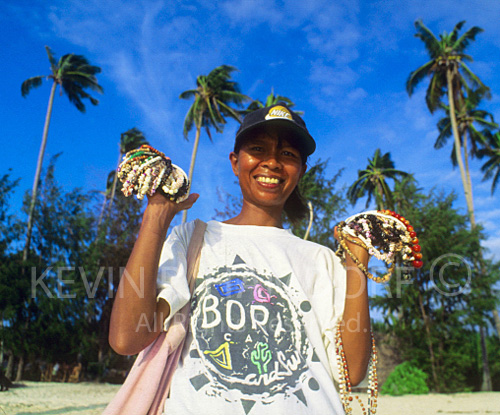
235, 103, 316, 156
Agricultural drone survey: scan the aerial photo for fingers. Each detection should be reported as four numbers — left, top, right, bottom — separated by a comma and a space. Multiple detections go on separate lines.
178, 193, 199, 210
145, 192, 199, 217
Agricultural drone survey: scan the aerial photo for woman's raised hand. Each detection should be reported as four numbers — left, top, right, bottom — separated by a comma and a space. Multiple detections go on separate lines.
147, 191, 199, 214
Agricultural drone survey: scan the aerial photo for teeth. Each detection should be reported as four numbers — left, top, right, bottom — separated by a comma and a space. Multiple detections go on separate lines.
257, 177, 279, 184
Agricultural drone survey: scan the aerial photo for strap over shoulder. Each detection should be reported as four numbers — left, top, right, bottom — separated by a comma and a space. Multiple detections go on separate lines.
186, 219, 207, 294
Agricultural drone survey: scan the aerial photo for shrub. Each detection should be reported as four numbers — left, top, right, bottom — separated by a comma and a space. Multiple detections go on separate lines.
381, 361, 430, 396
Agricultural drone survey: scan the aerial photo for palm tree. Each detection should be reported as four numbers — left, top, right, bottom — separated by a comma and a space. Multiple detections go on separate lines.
180, 65, 249, 223
406, 20, 489, 228
347, 149, 409, 210
407, 21, 496, 389
21, 46, 103, 262
242, 89, 303, 115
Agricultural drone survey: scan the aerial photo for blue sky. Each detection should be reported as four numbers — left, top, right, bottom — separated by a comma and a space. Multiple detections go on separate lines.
2, 0, 500, 260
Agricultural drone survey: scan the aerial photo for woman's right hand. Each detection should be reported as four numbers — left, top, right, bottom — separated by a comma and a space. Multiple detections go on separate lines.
142, 192, 200, 236
147, 191, 199, 214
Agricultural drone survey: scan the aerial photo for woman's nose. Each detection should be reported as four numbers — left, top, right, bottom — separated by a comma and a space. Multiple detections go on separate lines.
261, 152, 282, 170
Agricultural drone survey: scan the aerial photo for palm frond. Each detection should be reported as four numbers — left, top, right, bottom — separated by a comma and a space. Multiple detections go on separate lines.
406, 61, 434, 95
449, 21, 466, 44
120, 128, 148, 153
182, 104, 196, 139
453, 25, 484, 53
459, 61, 491, 98
414, 20, 441, 58
44, 46, 57, 73
21, 76, 44, 97
179, 89, 198, 100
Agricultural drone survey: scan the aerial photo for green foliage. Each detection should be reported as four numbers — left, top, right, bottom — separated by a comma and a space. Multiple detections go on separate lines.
0, 154, 144, 378
0, 170, 21, 254
372, 184, 500, 392
381, 361, 429, 396
292, 159, 347, 248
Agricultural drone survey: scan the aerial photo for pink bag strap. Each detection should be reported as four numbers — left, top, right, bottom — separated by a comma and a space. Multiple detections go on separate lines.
186, 219, 207, 295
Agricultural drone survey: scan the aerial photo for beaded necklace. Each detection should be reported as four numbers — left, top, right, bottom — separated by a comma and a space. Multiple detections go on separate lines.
117, 145, 190, 203
336, 321, 378, 414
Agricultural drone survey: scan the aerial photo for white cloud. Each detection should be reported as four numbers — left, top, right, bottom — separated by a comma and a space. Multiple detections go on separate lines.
483, 236, 500, 261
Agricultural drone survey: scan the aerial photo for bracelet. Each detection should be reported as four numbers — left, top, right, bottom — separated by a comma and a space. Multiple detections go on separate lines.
117, 145, 190, 203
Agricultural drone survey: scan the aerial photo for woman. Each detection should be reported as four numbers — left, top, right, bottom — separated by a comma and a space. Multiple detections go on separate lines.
109, 103, 372, 414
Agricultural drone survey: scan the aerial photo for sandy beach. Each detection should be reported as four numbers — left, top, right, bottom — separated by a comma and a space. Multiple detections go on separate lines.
0, 381, 499, 415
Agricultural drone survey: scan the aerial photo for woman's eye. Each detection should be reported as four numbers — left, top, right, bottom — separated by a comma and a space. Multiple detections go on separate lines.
282, 150, 298, 158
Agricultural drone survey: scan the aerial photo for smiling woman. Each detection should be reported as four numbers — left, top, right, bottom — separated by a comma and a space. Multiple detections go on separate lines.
106, 103, 374, 415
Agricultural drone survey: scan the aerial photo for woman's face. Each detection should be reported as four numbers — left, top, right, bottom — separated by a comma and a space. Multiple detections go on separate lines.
229, 131, 306, 211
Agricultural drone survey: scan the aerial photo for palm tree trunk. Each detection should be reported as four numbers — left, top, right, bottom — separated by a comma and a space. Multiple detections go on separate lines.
480, 326, 492, 391
5, 352, 14, 379
182, 124, 202, 224
23, 81, 57, 262
97, 192, 108, 228
446, 69, 475, 226
107, 151, 123, 217
376, 182, 385, 211
15, 354, 24, 382
462, 131, 476, 228
418, 291, 439, 391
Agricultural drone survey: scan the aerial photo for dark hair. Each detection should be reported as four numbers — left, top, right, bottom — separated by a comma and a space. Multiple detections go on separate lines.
234, 125, 309, 225
283, 185, 309, 225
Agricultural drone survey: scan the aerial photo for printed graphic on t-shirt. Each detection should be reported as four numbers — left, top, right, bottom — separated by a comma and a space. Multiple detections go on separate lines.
188, 255, 321, 413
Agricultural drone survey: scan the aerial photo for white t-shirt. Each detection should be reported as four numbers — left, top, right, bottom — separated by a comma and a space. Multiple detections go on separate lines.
157, 220, 347, 415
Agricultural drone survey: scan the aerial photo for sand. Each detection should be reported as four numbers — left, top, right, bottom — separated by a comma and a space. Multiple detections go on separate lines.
0, 381, 499, 415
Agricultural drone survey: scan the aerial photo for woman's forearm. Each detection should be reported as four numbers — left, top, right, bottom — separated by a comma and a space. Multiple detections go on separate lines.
340, 243, 372, 386
108, 203, 176, 355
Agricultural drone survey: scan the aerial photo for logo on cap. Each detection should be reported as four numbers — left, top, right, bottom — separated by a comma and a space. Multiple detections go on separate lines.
265, 105, 293, 121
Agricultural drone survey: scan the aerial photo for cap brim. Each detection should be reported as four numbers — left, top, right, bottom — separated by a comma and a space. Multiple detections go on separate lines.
235, 119, 316, 156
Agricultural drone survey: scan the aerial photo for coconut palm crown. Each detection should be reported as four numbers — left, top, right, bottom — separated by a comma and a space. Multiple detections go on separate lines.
242, 89, 304, 115
347, 149, 409, 211
22, 46, 103, 112
406, 20, 490, 113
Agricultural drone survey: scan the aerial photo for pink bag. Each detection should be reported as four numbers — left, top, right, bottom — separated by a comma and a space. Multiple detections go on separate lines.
103, 219, 207, 415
